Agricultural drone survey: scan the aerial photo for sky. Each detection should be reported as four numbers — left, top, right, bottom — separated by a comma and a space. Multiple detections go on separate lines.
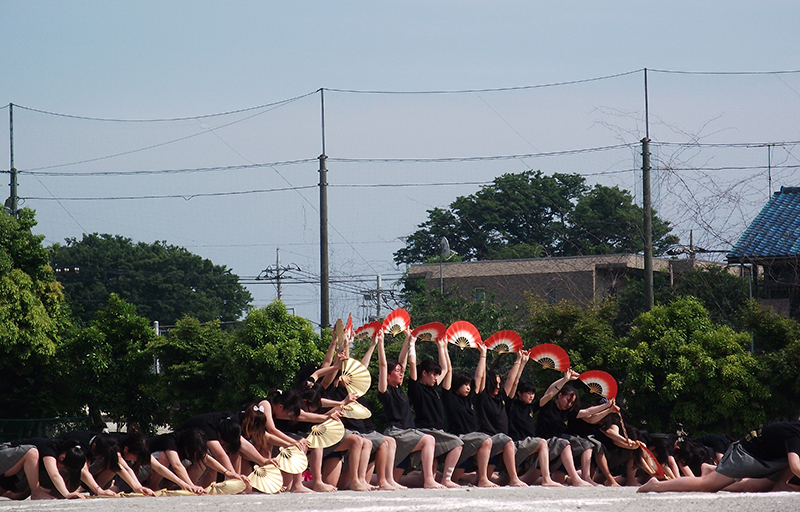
2, 2, 800, 329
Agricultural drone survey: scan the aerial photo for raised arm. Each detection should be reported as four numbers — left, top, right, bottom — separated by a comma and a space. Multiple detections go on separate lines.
505, 351, 530, 398
442, 340, 454, 391
576, 399, 613, 419
360, 333, 378, 368
377, 331, 388, 393
539, 368, 580, 407
473, 342, 488, 394
434, 337, 449, 386
503, 352, 524, 397
408, 328, 418, 382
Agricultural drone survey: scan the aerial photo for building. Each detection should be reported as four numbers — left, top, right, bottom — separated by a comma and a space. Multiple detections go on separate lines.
727, 186, 800, 318
408, 253, 717, 307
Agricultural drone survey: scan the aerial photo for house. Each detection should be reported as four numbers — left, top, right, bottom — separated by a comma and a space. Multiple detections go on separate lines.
727, 186, 800, 318
408, 253, 717, 307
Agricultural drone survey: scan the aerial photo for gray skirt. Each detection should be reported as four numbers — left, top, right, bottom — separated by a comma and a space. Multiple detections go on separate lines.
715, 441, 789, 481
456, 432, 491, 466
514, 436, 544, 469
489, 432, 513, 457
0, 443, 35, 475
561, 434, 593, 457
418, 428, 464, 458
358, 431, 387, 455
384, 426, 426, 466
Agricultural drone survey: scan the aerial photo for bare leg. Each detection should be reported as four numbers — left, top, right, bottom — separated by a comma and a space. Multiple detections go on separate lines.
7, 448, 48, 500
308, 448, 336, 492
289, 473, 312, 493
561, 448, 592, 487
536, 440, 562, 487
638, 471, 735, 493
415, 435, 445, 489
594, 451, 620, 487
502, 440, 526, 487
382, 438, 405, 489
440, 446, 463, 488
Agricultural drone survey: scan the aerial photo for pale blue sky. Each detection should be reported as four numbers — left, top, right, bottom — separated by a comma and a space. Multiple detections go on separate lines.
2, 2, 800, 327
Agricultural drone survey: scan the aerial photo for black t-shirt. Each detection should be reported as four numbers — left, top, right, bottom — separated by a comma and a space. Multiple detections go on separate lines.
567, 414, 597, 438
536, 399, 576, 439
148, 433, 179, 454
177, 411, 234, 441
407, 378, 446, 430
57, 430, 99, 459
507, 398, 540, 441
442, 388, 478, 435
476, 389, 509, 435
696, 434, 729, 455
12, 437, 58, 460
378, 384, 415, 429
739, 422, 800, 461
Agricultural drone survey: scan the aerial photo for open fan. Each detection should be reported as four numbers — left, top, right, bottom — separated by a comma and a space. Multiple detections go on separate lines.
205, 479, 247, 495
411, 322, 446, 342
579, 370, 618, 399
248, 464, 284, 494
444, 321, 481, 350
527, 344, 571, 371
340, 401, 372, 419
153, 489, 195, 497
381, 308, 411, 336
333, 318, 345, 351
340, 358, 371, 397
275, 445, 308, 474
355, 321, 381, 340
306, 418, 346, 449
638, 442, 667, 480
484, 330, 523, 354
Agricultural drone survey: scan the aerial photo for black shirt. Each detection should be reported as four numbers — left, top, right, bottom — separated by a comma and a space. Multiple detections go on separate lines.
407, 378, 446, 430
442, 388, 478, 435
536, 399, 576, 439
378, 384, 415, 429
507, 398, 540, 441
177, 411, 234, 441
476, 389, 509, 435
739, 422, 800, 461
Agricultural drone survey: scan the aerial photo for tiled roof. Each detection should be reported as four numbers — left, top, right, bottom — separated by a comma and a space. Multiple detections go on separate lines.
728, 186, 800, 262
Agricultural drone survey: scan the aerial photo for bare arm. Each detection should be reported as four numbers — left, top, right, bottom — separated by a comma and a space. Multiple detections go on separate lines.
377, 331, 388, 393
506, 351, 529, 398
473, 342, 488, 394
408, 328, 418, 382
442, 341, 454, 391
162, 450, 195, 486
150, 454, 205, 494
112, 455, 156, 496
503, 352, 523, 398
360, 334, 378, 368
539, 369, 580, 408
576, 400, 613, 420
434, 337, 448, 386
43, 456, 84, 499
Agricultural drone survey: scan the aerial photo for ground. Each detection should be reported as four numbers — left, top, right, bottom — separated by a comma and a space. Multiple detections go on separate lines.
1, 486, 797, 512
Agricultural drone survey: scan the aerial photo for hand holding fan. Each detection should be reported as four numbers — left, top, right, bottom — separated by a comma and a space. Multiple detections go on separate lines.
205, 479, 247, 495
340, 401, 372, 419
444, 321, 481, 350
381, 308, 411, 336
355, 321, 381, 340
411, 322, 446, 342
484, 330, 523, 354
248, 464, 283, 494
527, 343, 571, 371
579, 370, 618, 399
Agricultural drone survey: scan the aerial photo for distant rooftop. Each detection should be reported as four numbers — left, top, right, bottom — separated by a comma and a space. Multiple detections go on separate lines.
728, 186, 800, 263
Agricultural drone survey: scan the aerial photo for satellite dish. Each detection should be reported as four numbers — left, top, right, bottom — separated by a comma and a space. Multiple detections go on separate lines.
440, 237, 451, 259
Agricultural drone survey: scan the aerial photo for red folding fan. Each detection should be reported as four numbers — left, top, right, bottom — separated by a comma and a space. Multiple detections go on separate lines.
381, 308, 411, 336
579, 370, 618, 400
354, 321, 381, 340
344, 314, 354, 340
483, 330, 523, 354
444, 321, 482, 350
411, 322, 446, 342
527, 344, 571, 371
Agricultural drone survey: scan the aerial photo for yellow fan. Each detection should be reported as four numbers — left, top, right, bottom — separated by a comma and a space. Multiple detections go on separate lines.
248, 464, 284, 494
340, 401, 372, 420
333, 318, 344, 351
154, 489, 195, 497
340, 358, 371, 397
204, 479, 247, 495
306, 418, 345, 449
275, 445, 308, 474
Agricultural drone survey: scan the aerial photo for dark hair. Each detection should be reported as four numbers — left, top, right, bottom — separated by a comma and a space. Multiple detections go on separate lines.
674, 437, 714, 475
121, 433, 150, 467
240, 404, 268, 453
217, 417, 242, 453
385, 359, 401, 374
451, 371, 474, 394
177, 429, 208, 465
516, 380, 536, 395
417, 359, 442, 377
57, 439, 88, 474
296, 363, 319, 389
485, 370, 500, 394
647, 436, 674, 465
302, 383, 324, 412
88, 433, 121, 472
558, 385, 580, 412
270, 389, 303, 420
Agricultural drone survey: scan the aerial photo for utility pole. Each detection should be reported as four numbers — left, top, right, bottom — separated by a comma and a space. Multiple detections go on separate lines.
642, 137, 654, 309
319, 89, 330, 329
6, 103, 18, 216
257, 247, 300, 301
376, 274, 382, 319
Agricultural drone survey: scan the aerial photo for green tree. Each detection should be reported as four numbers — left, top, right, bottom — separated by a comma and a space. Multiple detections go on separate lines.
49, 233, 252, 325
617, 297, 769, 436
0, 209, 71, 418
61, 294, 161, 433
150, 317, 234, 426
394, 171, 677, 265
563, 184, 678, 256
227, 301, 327, 405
